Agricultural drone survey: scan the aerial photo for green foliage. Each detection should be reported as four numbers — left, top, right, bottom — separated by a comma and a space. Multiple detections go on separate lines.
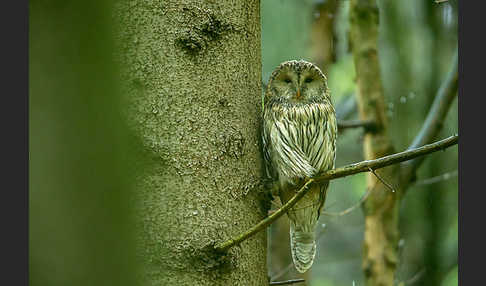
441, 265, 458, 286
327, 54, 356, 102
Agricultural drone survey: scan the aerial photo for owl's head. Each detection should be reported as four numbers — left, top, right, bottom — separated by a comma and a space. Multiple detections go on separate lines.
265, 60, 329, 106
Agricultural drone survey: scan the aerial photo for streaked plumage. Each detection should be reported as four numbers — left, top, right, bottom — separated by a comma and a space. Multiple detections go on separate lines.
262, 60, 337, 273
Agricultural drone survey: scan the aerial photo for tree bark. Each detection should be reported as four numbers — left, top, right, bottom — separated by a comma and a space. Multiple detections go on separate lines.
349, 1, 399, 285
114, 1, 268, 285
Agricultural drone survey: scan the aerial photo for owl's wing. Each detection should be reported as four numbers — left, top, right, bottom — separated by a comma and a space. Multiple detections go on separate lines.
266, 118, 318, 180
262, 119, 278, 182
304, 104, 337, 173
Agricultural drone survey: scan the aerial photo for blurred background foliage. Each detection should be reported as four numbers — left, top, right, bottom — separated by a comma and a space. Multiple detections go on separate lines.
262, 0, 457, 285
29, 1, 143, 285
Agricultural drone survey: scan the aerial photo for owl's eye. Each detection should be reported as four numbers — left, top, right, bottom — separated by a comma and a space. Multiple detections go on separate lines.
283, 78, 291, 84
304, 77, 313, 83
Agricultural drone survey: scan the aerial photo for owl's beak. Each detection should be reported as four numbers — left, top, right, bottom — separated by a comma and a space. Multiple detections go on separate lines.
296, 88, 301, 99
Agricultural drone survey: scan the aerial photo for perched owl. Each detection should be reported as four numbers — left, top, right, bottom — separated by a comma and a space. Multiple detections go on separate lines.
262, 60, 337, 273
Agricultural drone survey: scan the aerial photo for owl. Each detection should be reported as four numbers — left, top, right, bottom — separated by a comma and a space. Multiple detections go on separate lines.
262, 60, 337, 273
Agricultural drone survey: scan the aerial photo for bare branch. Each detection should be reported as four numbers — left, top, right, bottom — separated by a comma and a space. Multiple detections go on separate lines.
338, 119, 377, 133
335, 94, 357, 120
272, 184, 375, 280
271, 224, 328, 280
322, 186, 373, 217
401, 47, 458, 184
369, 167, 396, 192
397, 268, 426, 286
214, 135, 457, 253
270, 263, 295, 281
413, 170, 457, 187
269, 279, 305, 285
313, 135, 457, 184
214, 179, 315, 253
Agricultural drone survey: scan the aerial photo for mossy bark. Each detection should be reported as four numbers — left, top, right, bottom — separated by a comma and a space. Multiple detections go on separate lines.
349, 1, 400, 285
114, 1, 268, 285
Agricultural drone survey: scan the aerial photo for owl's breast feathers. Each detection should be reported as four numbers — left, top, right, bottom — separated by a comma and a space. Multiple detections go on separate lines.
263, 101, 337, 185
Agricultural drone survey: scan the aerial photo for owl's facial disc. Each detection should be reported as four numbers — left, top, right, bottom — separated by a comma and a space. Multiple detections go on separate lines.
273, 70, 299, 100
268, 61, 328, 105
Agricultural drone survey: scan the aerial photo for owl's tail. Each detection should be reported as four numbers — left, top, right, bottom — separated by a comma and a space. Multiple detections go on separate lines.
290, 224, 316, 273
283, 183, 326, 273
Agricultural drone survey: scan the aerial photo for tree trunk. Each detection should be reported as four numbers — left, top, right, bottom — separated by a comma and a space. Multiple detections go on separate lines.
349, 1, 400, 285
309, 0, 338, 73
114, 1, 268, 285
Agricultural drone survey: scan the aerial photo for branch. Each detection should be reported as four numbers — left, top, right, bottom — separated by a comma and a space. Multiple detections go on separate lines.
368, 167, 396, 192
269, 279, 305, 285
397, 268, 426, 286
401, 47, 458, 184
413, 170, 457, 187
335, 94, 357, 120
214, 179, 315, 253
270, 262, 295, 281
214, 135, 458, 252
313, 135, 457, 184
337, 119, 377, 133
322, 186, 372, 217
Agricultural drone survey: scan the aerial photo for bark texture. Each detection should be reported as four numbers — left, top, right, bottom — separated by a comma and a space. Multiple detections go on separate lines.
114, 1, 268, 285
349, 1, 400, 285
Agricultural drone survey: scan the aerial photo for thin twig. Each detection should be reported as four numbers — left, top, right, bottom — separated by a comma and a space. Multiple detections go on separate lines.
335, 94, 357, 120
271, 184, 373, 280
413, 170, 457, 186
338, 119, 377, 133
322, 175, 383, 218
402, 268, 426, 285
401, 47, 458, 184
322, 186, 373, 217
269, 278, 306, 285
368, 167, 396, 192
270, 263, 295, 281
435, 0, 448, 3
214, 135, 458, 252
271, 182, 380, 280
214, 179, 315, 252
270, 199, 283, 208
271, 224, 328, 280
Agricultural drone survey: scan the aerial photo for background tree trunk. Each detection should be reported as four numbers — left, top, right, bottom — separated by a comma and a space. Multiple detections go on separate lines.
349, 1, 458, 285
114, 1, 268, 285
309, 0, 338, 73
349, 0, 399, 285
